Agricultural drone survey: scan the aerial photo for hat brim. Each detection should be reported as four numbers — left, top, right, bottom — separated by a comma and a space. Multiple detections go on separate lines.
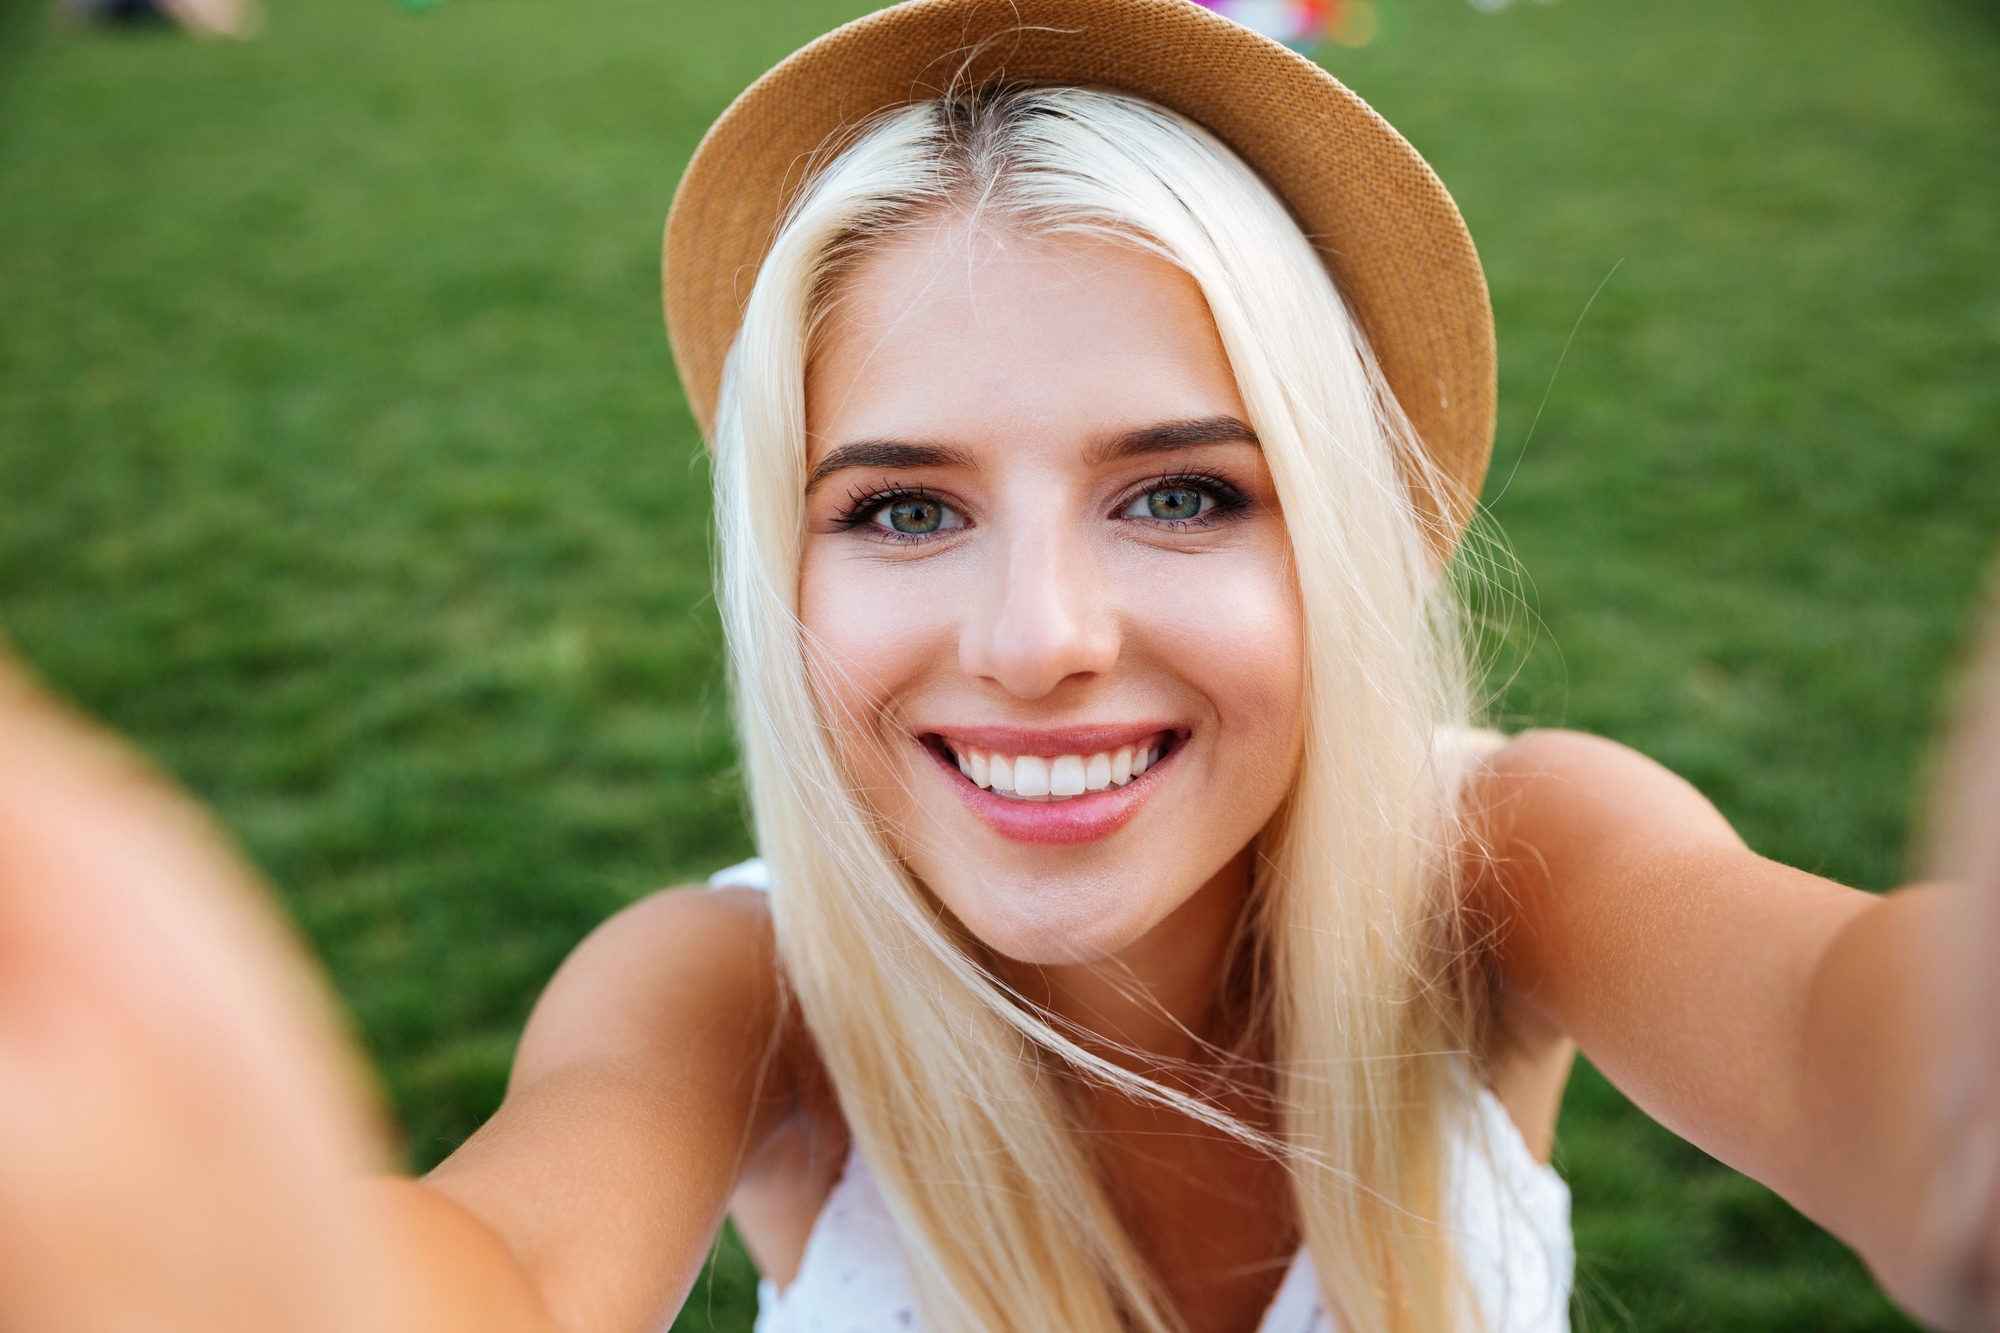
663, 0, 1494, 550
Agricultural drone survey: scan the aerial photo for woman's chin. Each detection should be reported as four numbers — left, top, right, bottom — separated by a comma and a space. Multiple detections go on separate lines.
932, 874, 1181, 967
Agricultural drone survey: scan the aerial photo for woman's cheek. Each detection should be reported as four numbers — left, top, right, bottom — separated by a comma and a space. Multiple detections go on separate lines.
1132, 535, 1304, 783
1147, 531, 1301, 680
798, 542, 945, 778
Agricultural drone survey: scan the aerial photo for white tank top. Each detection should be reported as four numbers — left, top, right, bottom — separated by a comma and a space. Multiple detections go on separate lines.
707, 859, 1575, 1333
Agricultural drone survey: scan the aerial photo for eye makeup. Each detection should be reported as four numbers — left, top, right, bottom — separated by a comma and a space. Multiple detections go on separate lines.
831, 483, 968, 541
1113, 469, 1252, 528
823, 467, 1255, 544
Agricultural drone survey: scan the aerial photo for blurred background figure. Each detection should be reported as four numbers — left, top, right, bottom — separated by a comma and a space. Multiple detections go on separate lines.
1195, 0, 1329, 47
1194, 0, 1388, 49
57, 0, 255, 38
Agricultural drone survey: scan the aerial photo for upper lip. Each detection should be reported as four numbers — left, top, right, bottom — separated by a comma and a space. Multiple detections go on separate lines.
925, 723, 1179, 755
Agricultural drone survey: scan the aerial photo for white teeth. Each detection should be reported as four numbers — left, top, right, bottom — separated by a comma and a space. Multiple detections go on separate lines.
946, 739, 1169, 801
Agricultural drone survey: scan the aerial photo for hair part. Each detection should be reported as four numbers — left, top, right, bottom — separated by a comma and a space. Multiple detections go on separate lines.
713, 84, 1493, 1333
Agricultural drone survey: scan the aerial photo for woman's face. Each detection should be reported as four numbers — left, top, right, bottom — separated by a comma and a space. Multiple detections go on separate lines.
799, 219, 1305, 966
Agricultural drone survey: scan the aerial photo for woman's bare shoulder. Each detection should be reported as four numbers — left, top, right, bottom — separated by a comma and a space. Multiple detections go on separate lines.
1465, 728, 1745, 1157
509, 884, 785, 1090
424, 886, 799, 1331
1473, 727, 1743, 854
1465, 727, 1885, 1196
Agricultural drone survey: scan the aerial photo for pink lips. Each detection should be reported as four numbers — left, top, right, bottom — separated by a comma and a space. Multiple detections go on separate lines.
924, 728, 1180, 846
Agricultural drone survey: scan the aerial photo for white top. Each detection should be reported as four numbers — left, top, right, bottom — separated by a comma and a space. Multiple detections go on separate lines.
707, 859, 1574, 1333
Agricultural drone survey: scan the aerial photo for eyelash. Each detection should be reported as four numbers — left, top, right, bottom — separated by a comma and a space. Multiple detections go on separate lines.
1123, 470, 1251, 526
832, 482, 946, 542
831, 471, 1252, 539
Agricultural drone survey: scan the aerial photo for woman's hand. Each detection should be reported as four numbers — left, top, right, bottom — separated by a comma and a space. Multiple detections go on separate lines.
1910, 622, 2000, 1328
0, 646, 400, 1332
1799, 616, 2000, 1330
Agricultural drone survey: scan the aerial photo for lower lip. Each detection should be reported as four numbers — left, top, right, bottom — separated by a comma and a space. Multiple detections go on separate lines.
926, 740, 1177, 846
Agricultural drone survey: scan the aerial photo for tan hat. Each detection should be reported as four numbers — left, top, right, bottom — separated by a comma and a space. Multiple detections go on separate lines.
663, 0, 1494, 547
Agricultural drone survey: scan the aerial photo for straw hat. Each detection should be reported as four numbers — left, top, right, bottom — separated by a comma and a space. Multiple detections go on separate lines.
663, 0, 1495, 548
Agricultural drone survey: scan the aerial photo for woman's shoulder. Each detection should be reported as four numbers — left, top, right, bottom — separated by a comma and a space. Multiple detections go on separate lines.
1482, 725, 1674, 781
1466, 730, 1747, 1161
562, 873, 778, 987
425, 877, 813, 1324
1472, 727, 1740, 849
507, 874, 788, 1094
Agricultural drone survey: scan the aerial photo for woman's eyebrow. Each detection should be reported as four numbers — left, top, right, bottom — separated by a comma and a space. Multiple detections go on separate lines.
806, 440, 973, 493
1088, 415, 1260, 463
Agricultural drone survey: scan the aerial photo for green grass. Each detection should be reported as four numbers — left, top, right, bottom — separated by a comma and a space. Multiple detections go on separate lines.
1, 0, 1995, 1329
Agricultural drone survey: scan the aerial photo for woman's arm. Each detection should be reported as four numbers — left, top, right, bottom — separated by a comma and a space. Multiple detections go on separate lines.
1473, 727, 1997, 1327
0, 656, 411, 1333
355, 880, 794, 1333
0, 650, 788, 1333
423, 885, 793, 1333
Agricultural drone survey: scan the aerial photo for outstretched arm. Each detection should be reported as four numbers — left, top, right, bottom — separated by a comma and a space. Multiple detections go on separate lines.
422, 884, 793, 1333
0, 654, 409, 1331
0, 650, 773, 1333
1473, 719, 1998, 1329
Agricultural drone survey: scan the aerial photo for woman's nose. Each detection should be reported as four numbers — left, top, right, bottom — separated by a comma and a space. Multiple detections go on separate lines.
959, 521, 1120, 699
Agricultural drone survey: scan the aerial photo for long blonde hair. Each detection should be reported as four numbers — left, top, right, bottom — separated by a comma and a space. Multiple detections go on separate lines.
711, 86, 1488, 1333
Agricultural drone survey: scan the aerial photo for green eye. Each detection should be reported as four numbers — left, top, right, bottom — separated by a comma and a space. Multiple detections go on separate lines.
872, 496, 962, 536
887, 499, 942, 533
1143, 486, 1209, 521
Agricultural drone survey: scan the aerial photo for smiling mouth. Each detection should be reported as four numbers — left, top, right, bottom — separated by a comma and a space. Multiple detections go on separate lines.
932, 733, 1174, 803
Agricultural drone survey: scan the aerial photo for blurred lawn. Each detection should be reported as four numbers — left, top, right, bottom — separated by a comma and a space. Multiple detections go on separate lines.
1, 0, 1996, 1329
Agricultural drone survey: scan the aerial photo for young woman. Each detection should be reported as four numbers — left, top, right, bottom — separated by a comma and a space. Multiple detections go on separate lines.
0, 3, 1994, 1332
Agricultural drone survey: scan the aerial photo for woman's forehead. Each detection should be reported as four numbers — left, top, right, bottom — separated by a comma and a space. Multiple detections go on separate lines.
805, 221, 1246, 468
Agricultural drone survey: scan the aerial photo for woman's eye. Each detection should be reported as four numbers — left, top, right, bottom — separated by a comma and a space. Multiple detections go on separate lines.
870, 496, 963, 536
1124, 485, 1215, 523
